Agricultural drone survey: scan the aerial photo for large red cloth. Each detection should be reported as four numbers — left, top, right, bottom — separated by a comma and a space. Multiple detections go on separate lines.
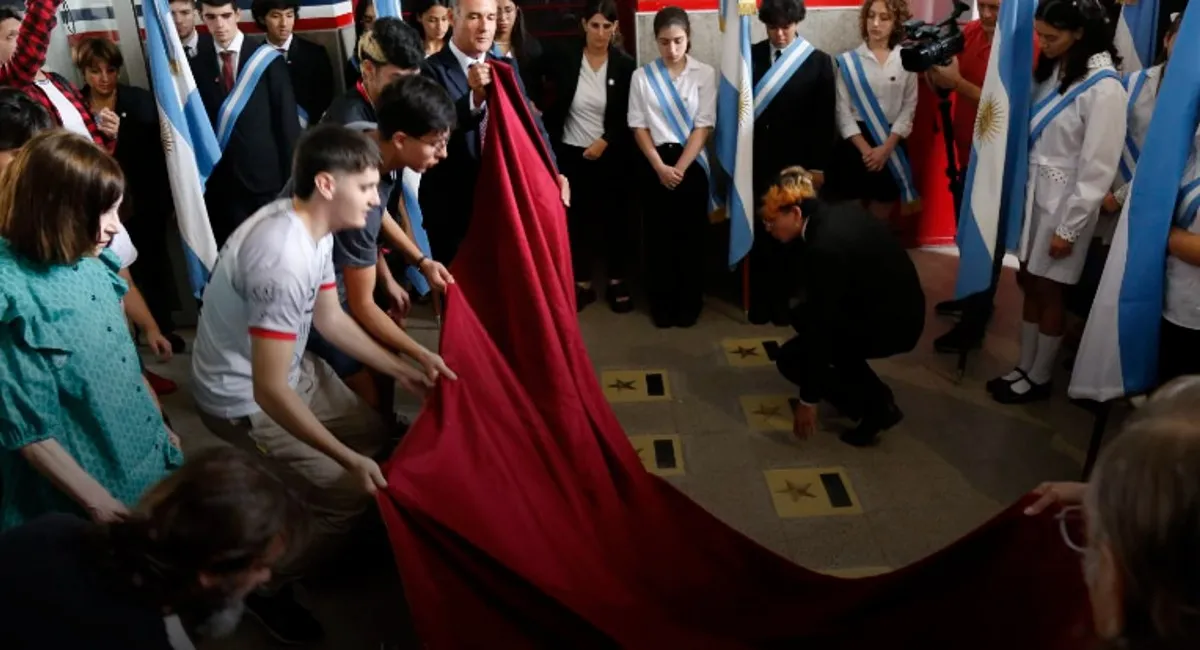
378, 61, 1095, 648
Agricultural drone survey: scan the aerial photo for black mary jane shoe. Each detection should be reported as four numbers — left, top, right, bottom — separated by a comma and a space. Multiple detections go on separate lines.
607, 281, 634, 314
575, 285, 597, 313
992, 375, 1053, 405
986, 368, 1028, 396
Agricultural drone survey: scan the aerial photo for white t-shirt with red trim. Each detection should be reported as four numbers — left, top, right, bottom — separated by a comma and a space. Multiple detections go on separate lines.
191, 199, 337, 419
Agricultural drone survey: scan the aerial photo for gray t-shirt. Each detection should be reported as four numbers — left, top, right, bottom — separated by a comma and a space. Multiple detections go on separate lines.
277, 89, 397, 304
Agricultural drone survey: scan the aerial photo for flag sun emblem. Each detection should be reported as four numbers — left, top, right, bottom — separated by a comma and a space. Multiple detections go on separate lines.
974, 94, 1004, 146
159, 115, 174, 155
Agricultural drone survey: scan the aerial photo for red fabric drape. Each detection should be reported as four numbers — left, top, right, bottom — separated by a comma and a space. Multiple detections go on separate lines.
378, 61, 1095, 648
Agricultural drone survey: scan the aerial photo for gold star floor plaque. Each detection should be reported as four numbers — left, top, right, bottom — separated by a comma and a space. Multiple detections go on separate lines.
628, 434, 684, 477
764, 467, 862, 518
720, 337, 786, 368
739, 395, 796, 431
600, 370, 672, 403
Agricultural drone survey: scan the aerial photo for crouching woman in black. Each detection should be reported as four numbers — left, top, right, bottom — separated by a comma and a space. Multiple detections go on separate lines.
762, 167, 925, 446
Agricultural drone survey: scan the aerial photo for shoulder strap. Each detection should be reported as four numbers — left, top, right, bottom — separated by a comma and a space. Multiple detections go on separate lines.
215, 46, 283, 151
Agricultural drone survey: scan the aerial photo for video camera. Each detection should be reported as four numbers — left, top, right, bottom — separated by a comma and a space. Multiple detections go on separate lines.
899, 0, 971, 73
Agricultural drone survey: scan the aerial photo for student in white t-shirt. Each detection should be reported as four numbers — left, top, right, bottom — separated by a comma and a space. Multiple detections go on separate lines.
190, 124, 445, 637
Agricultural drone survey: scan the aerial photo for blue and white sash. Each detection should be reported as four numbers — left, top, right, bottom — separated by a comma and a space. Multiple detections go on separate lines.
753, 37, 814, 119
216, 46, 282, 151
1118, 69, 1151, 182
642, 58, 715, 208
1176, 175, 1200, 229
298, 105, 310, 129
837, 50, 918, 206
1029, 68, 1120, 146
401, 175, 434, 296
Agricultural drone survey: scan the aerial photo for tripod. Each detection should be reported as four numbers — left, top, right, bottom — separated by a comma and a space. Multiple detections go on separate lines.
934, 87, 964, 223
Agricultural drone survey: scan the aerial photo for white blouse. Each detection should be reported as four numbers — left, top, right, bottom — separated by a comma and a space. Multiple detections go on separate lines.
563, 58, 607, 148
834, 43, 918, 141
627, 55, 717, 147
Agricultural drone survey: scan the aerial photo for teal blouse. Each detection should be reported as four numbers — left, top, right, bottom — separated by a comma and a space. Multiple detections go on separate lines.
0, 240, 182, 530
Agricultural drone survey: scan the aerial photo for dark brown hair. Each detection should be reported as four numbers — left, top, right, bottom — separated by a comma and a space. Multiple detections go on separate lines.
103, 447, 307, 606
73, 36, 124, 72
858, 0, 911, 49
0, 130, 124, 265
1088, 376, 1200, 649
653, 6, 691, 52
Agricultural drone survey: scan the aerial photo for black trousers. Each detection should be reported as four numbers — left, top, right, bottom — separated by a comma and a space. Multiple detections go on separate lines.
641, 143, 709, 325
557, 143, 631, 283
125, 208, 178, 332
775, 305, 897, 420
747, 185, 790, 321
1158, 317, 1200, 387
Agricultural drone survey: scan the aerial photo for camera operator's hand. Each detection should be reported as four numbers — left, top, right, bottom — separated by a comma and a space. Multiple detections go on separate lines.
928, 57, 962, 91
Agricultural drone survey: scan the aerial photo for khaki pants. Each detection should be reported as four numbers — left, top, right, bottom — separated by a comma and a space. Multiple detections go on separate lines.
198, 354, 387, 579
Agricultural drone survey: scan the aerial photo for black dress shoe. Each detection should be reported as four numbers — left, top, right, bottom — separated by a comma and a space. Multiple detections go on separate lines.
992, 377, 1052, 405
839, 403, 903, 447
244, 584, 324, 645
575, 285, 596, 313
935, 297, 967, 317
986, 369, 1026, 396
933, 322, 984, 354
748, 308, 772, 325
606, 282, 634, 314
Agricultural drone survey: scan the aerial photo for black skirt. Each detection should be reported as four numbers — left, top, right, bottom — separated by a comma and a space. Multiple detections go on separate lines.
830, 121, 903, 203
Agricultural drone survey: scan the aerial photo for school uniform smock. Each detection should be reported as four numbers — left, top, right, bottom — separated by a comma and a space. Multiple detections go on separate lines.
0, 242, 181, 530
832, 43, 918, 201
1112, 63, 1161, 205
1019, 52, 1126, 285
627, 54, 717, 328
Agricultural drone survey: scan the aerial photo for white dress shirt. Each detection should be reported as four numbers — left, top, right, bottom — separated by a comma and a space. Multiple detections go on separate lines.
563, 57, 607, 148
271, 34, 293, 56
448, 38, 488, 112
834, 43, 918, 140
627, 55, 717, 147
216, 31, 245, 79
182, 30, 199, 58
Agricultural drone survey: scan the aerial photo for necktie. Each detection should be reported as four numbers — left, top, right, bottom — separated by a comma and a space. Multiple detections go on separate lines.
277, 47, 287, 60
219, 50, 235, 93
774, 49, 781, 63
473, 61, 489, 151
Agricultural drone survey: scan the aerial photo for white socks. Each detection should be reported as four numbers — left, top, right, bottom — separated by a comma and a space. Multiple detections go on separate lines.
1027, 333, 1062, 385
1002, 322, 1041, 382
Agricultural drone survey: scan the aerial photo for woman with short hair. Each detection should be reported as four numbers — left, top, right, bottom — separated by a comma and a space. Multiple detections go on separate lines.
0, 130, 182, 530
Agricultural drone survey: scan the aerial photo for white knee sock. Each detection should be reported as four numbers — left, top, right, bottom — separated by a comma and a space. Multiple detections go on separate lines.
1002, 321, 1041, 381
1027, 333, 1062, 385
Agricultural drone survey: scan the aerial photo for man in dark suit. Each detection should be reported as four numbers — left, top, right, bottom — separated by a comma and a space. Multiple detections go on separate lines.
761, 167, 925, 447
251, 0, 334, 126
192, 0, 301, 246
748, 0, 837, 326
169, 0, 211, 58
419, 0, 567, 265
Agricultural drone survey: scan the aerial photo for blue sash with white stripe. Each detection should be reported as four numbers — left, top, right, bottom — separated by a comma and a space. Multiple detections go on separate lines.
1118, 69, 1150, 182
753, 37, 814, 119
1029, 68, 1120, 146
216, 46, 282, 151
837, 51, 918, 206
1176, 175, 1200, 229
401, 176, 434, 296
298, 106, 309, 129
642, 59, 715, 209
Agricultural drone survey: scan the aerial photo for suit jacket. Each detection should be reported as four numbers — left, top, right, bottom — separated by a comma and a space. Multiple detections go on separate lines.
284, 36, 334, 123
787, 201, 925, 401
419, 46, 556, 261
190, 34, 301, 198
750, 40, 837, 193
85, 84, 172, 223
540, 41, 635, 163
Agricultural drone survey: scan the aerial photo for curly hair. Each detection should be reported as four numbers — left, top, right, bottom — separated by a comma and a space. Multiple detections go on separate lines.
760, 166, 817, 221
858, 0, 911, 49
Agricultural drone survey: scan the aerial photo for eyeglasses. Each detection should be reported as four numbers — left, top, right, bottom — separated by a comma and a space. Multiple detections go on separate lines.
420, 134, 449, 152
1057, 505, 1087, 554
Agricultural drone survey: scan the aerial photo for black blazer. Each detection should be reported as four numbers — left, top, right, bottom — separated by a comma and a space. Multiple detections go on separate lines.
283, 36, 334, 124
419, 46, 556, 261
750, 40, 837, 193
83, 84, 172, 223
189, 35, 301, 197
540, 41, 635, 162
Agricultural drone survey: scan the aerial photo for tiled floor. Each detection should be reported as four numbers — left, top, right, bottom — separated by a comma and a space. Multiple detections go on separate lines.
153, 249, 1098, 649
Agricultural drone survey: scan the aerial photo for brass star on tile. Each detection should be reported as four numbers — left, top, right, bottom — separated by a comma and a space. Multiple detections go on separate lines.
776, 480, 816, 502
752, 404, 783, 418
731, 345, 759, 359
608, 379, 637, 392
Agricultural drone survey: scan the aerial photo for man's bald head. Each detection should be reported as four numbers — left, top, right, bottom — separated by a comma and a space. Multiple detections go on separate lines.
451, 0, 497, 58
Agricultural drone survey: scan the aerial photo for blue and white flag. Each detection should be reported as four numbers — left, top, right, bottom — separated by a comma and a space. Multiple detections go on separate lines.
715, 0, 754, 266
953, 0, 1036, 299
1069, 2, 1200, 402
374, 0, 401, 19
143, 0, 220, 298
1113, 0, 1159, 72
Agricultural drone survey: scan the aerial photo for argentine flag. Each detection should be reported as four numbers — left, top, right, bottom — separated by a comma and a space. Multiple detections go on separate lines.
1113, 0, 1159, 72
374, 0, 401, 19
953, 0, 1036, 299
714, 0, 754, 266
1070, 3, 1200, 402
143, 0, 221, 298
